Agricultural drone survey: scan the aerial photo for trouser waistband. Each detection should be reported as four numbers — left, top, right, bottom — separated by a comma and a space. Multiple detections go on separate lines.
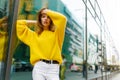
40, 59, 59, 64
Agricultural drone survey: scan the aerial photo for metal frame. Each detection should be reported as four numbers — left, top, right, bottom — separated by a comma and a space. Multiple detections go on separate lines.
5, 0, 19, 80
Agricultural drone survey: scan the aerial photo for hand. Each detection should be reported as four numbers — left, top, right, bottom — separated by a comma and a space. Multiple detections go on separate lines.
41, 8, 48, 14
26, 20, 37, 24
0, 16, 8, 24
26, 20, 37, 28
0, 16, 8, 30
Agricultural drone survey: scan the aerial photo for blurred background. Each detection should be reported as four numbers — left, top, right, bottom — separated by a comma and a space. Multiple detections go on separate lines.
0, 0, 120, 80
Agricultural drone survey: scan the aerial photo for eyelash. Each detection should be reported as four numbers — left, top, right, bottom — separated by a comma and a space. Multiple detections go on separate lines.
42, 15, 50, 19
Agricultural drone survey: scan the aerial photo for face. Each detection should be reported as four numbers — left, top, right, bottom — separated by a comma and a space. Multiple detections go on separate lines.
41, 13, 51, 30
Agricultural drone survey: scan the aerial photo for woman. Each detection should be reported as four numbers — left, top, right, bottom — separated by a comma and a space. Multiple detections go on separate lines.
16, 8, 67, 80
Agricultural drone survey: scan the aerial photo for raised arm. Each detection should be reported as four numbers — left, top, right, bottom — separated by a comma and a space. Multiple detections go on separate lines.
16, 20, 36, 45
42, 9, 67, 49
45, 9, 67, 30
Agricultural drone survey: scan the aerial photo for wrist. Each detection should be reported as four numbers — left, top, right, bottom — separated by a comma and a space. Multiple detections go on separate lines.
26, 20, 36, 23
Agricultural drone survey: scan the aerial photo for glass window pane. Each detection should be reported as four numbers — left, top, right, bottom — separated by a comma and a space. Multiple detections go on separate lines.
0, 0, 9, 80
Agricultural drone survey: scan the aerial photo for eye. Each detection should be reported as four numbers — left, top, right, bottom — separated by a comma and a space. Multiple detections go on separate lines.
47, 16, 50, 19
41, 15, 45, 18
41, 14, 47, 18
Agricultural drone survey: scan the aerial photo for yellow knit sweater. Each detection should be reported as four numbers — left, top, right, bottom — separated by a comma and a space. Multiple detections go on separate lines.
16, 10, 67, 65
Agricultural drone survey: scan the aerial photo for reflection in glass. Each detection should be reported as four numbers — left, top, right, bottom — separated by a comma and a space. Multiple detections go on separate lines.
11, 0, 35, 80
0, 0, 9, 79
0, 11, 8, 79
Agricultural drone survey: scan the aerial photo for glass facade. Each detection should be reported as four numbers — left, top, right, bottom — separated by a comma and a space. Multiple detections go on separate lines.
0, 0, 119, 80
0, 0, 9, 80
0, 0, 19, 80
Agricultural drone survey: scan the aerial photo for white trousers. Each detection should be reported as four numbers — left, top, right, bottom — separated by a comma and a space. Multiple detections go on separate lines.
32, 61, 60, 80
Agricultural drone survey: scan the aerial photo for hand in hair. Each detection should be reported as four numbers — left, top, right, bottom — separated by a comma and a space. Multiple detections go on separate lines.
0, 16, 8, 26
26, 20, 37, 28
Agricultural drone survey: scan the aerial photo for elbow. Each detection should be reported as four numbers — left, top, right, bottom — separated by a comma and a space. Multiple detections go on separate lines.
63, 15, 67, 21
63, 16, 67, 23
17, 20, 27, 25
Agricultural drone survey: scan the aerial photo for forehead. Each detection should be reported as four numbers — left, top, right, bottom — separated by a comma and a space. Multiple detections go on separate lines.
41, 13, 47, 16
41, 13, 48, 17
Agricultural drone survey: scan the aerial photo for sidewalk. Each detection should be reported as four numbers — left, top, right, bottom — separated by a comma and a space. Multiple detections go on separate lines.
11, 70, 120, 80
109, 71, 120, 80
65, 69, 111, 80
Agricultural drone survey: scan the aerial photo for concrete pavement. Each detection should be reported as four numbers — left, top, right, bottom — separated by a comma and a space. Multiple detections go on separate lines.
64, 69, 110, 80
10, 70, 120, 80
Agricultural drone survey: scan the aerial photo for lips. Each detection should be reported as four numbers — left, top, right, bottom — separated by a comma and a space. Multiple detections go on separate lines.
44, 21, 48, 24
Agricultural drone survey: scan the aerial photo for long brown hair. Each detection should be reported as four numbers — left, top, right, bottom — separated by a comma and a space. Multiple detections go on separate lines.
36, 8, 55, 34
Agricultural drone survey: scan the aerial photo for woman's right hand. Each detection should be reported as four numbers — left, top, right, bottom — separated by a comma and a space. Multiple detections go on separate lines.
26, 20, 37, 24
26, 20, 37, 28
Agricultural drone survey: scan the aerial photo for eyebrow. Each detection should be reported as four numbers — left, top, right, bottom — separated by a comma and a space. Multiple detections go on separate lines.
41, 13, 46, 15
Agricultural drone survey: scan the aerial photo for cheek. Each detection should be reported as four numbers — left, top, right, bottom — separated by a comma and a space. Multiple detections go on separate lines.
48, 19, 52, 24
41, 18, 44, 24
41, 18, 44, 22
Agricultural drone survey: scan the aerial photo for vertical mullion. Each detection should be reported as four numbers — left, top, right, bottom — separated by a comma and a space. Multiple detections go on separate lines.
5, 0, 19, 80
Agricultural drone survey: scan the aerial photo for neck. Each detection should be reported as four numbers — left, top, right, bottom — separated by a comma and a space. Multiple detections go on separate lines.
43, 26, 49, 30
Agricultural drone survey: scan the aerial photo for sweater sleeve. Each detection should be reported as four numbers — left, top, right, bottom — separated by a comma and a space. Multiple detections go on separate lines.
47, 10, 67, 49
47, 10, 67, 30
16, 20, 34, 45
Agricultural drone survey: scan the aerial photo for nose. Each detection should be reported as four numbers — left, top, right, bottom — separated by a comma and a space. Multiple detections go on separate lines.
44, 16, 48, 20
